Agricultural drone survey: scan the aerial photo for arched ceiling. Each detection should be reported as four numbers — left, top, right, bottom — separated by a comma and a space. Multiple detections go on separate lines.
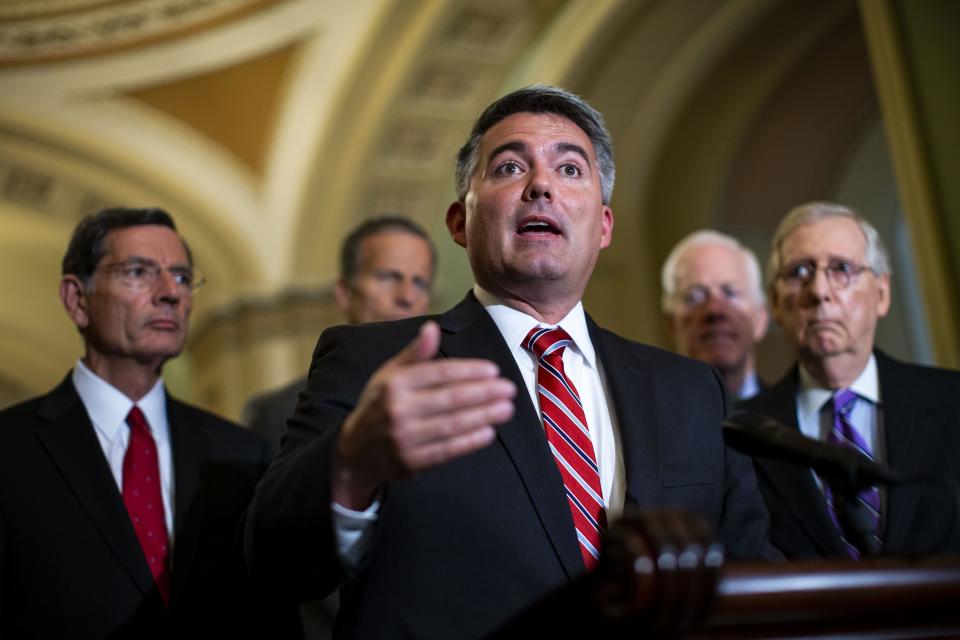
0, 0, 883, 406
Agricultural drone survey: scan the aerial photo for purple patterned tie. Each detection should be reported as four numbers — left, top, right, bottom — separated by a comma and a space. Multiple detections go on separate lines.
824, 389, 881, 558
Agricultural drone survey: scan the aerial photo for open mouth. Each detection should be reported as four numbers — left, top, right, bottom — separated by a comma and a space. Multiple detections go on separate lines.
517, 217, 561, 235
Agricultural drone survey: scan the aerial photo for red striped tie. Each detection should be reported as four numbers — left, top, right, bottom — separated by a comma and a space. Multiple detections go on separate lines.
524, 326, 606, 569
123, 406, 171, 605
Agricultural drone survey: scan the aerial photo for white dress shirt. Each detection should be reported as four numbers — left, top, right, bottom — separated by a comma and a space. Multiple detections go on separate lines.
796, 354, 883, 462
473, 285, 626, 518
796, 354, 885, 510
736, 370, 761, 400
72, 359, 175, 539
333, 287, 628, 565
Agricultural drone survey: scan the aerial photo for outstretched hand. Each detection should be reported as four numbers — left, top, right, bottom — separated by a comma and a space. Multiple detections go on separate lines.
332, 321, 517, 509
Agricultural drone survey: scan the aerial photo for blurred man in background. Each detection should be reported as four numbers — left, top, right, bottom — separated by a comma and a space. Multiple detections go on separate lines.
242, 215, 436, 452
662, 229, 768, 399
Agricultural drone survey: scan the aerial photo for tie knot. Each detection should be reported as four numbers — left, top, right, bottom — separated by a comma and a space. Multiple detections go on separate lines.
126, 406, 149, 432
833, 388, 857, 416
524, 326, 572, 361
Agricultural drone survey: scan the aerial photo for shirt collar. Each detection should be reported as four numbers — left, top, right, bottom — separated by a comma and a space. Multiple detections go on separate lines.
797, 353, 880, 421
736, 370, 761, 400
72, 359, 168, 443
473, 284, 596, 369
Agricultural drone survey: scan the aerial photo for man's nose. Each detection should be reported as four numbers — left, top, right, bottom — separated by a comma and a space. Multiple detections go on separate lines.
395, 279, 418, 308
522, 166, 552, 202
701, 291, 731, 316
804, 266, 834, 302
154, 270, 182, 304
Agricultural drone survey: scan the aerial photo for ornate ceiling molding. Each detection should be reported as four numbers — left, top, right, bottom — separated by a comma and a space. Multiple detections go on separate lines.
0, 0, 274, 65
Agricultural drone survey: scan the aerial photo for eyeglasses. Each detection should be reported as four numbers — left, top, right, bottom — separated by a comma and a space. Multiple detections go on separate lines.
679, 283, 744, 308
777, 259, 872, 291
95, 259, 206, 292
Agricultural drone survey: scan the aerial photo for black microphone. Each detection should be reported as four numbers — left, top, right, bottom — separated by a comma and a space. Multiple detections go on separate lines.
723, 410, 903, 489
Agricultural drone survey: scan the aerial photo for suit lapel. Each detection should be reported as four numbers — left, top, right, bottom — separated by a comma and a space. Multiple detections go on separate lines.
34, 376, 157, 598
587, 323, 660, 508
167, 398, 207, 605
876, 351, 925, 551
439, 293, 583, 578
752, 369, 849, 557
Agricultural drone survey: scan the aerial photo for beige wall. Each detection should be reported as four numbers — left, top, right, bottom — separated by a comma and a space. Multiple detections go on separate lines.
0, 0, 955, 420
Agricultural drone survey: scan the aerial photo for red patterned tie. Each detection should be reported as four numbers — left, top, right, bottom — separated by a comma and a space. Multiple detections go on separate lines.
123, 406, 171, 605
524, 326, 606, 569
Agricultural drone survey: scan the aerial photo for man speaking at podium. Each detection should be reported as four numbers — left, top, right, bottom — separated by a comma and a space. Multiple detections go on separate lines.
245, 85, 772, 638
741, 202, 960, 559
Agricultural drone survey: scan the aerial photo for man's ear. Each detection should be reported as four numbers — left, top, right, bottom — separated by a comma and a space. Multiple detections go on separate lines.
334, 277, 351, 314
599, 205, 614, 249
446, 201, 467, 248
60, 275, 90, 330
875, 272, 892, 318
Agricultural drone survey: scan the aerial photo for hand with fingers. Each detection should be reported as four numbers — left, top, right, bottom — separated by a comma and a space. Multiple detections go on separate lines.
332, 320, 518, 509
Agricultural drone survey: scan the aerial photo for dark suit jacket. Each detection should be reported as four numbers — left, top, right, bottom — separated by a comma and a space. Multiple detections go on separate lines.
243, 379, 340, 640
739, 350, 960, 559
244, 293, 772, 639
0, 374, 297, 638
243, 377, 306, 455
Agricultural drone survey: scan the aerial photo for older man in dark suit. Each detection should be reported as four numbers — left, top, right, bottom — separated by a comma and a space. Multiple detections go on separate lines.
740, 201, 960, 559
0, 207, 294, 637
244, 86, 772, 639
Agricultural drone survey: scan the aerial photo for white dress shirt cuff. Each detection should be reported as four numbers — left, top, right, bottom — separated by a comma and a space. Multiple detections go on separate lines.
332, 499, 380, 568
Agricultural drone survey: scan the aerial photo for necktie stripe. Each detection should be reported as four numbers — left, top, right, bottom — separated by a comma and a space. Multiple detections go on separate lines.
575, 530, 601, 560
563, 486, 603, 529
549, 443, 604, 507
525, 326, 605, 570
538, 388, 591, 441
543, 414, 600, 473
539, 361, 583, 407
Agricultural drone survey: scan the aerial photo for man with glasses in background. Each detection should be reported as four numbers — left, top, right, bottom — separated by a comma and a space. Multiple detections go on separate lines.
740, 201, 960, 559
661, 230, 769, 399
0, 207, 296, 637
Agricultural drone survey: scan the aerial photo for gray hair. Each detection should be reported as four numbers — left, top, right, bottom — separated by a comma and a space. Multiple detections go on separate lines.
660, 229, 765, 312
63, 206, 190, 285
767, 201, 891, 288
454, 84, 616, 205
340, 215, 436, 283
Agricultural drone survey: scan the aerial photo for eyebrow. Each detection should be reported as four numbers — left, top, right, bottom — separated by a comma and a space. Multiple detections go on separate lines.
486, 141, 527, 165
485, 140, 593, 167
123, 255, 191, 270
555, 142, 591, 165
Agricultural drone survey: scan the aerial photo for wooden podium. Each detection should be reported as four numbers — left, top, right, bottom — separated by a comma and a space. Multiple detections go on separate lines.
491, 511, 960, 639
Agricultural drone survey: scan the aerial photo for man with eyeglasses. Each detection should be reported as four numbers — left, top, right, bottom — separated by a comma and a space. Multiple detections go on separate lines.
661, 230, 769, 399
0, 207, 298, 637
740, 201, 960, 559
